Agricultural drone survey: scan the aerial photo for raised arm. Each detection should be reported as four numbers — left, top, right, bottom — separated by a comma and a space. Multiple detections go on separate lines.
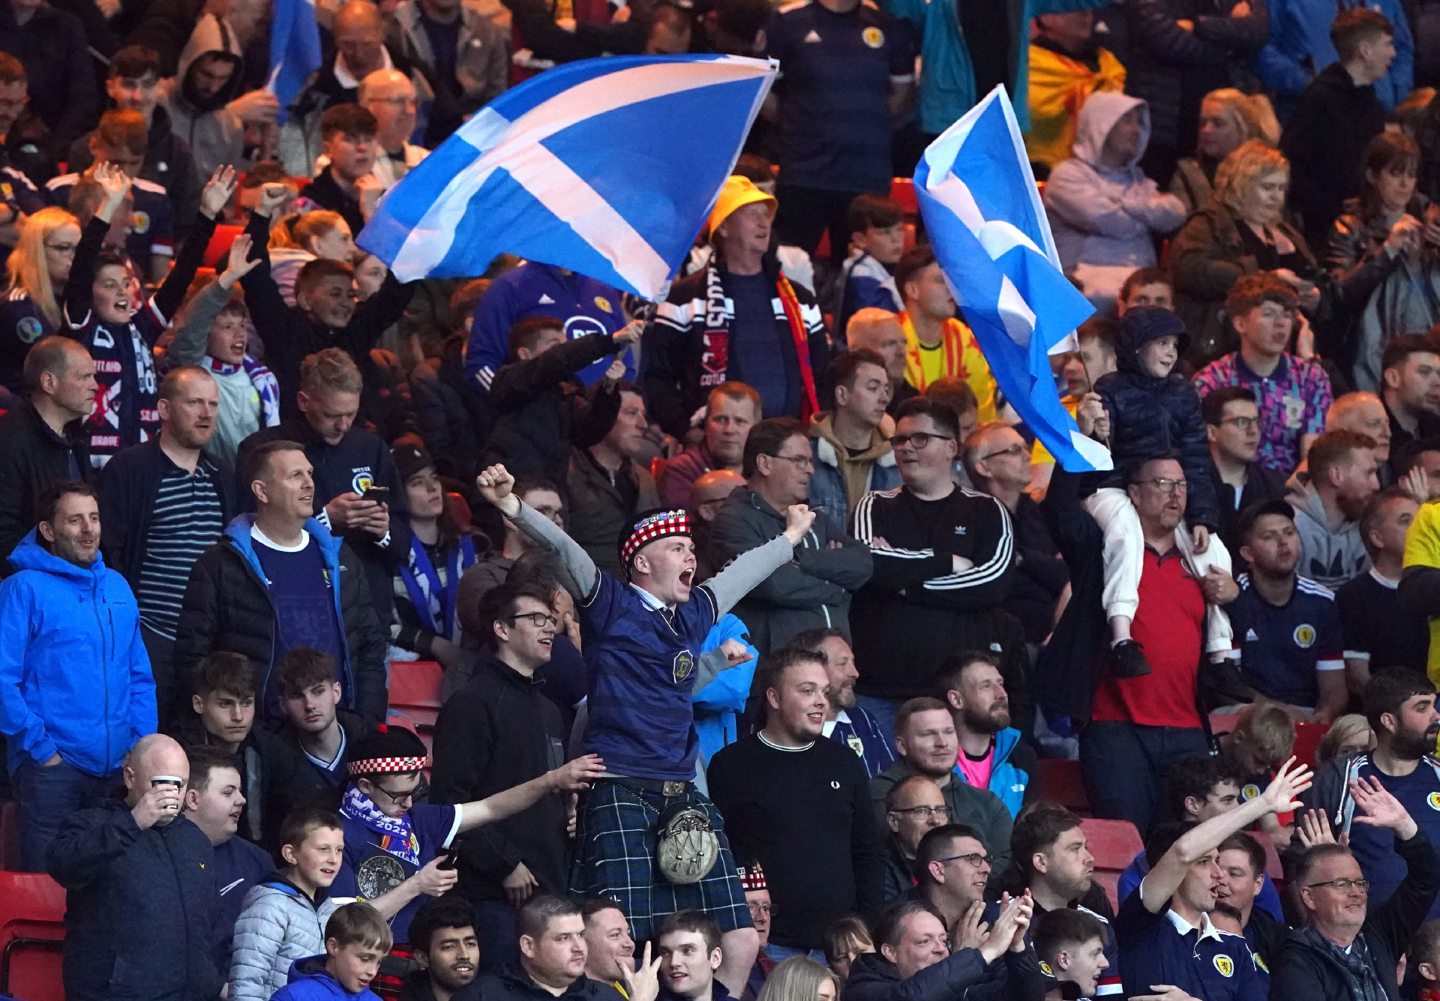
151, 165, 235, 323
705, 504, 817, 616
63, 163, 131, 326
168, 233, 263, 365
455, 754, 606, 833
477, 463, 599, 598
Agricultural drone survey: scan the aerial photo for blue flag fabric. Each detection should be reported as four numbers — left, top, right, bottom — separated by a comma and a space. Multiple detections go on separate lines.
358, 55, 777, 299
268, 0, 322, 126
914, 86, 1112, 473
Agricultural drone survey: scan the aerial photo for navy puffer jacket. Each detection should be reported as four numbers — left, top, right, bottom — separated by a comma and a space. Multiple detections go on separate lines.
1093, 306, 1220, 531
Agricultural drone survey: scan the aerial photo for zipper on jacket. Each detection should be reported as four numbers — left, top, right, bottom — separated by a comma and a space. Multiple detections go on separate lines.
91, 574, 112, 770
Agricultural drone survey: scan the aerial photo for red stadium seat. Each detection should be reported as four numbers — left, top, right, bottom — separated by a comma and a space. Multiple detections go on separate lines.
1081, 817, 1143, 913
200, 224, 244, 269
1037, 758, 1090, 815
1292, 721, 1328, 768
389, 660, 444, 732
0, 870, 67, 1001
889, 177, 918, 217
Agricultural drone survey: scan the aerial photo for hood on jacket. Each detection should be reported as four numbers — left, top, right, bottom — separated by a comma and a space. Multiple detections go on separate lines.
845, 951, 900, 991
223, 513, 343, 578
1071, 91, 1150, 171
810, 412, 897, 468
1113, 305, 1190, 378
176, 15, 246, 113
7, 527, 108, 580
1283, 470, 1330, 526
286, 955, 351, 994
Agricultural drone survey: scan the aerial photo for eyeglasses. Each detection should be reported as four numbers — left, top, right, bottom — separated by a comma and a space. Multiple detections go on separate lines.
978, 443, 1028, 461
508, 612, 558, 629
747, 901, 776, 916
1306, 877, 1370, 893
1139, 477, 1188, 494
889, 432, 954, 451
889, 805, 953, 820
936, 852, 993, 869
369, 782, 420, 807
44, 242, 77, 255
765, 453, 815, 471
1219, 416, 1259, 430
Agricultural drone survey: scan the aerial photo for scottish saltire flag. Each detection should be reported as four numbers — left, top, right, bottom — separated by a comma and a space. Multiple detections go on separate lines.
915, 86, 1113, 473
358, 55, 776, 299
267, 0, 322, 125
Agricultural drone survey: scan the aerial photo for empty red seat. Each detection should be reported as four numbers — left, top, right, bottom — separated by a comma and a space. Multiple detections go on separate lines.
1037, 758, 1090, 815
0, 870, 67, 1001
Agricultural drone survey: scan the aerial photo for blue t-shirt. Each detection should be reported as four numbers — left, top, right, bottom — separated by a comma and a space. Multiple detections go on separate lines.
764, 1, 915, 192
253, 532, 345, 670
1115, 888, 1265, 1001
1228, 574, 1343, 707
580, 574, 720, 781
726, 271, 796, 420
333, 801, 461, 944
1348, 757, 1440, 918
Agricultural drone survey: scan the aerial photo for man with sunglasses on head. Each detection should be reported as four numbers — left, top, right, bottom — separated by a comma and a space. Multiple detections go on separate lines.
709, 417, 872, 656
849, 397, 1016, 740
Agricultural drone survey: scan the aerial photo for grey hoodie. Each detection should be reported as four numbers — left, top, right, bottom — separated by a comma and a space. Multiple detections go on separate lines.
1283, 470, 1371, 588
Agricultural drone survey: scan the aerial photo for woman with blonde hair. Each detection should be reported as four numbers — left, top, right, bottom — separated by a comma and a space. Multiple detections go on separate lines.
1171, 140, 1327, 362
1170, 90, 1282, 215
267, 209, 355, 306
757, 957, 843, 1001
0, 206, 81, 400
1316, 713, 1374, 764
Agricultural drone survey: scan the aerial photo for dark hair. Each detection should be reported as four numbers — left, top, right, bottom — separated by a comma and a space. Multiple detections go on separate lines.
241, 160, 289, 188
760, 647, 828, 707
894, 244, 937, 299
22, 335, 86, 395
1144, 821, 1196, 868
1363, 667, 1436, 732
580, 897, 626, 922
194, 651, 256, 699
1381, 333, 1437, 374
1235, 499, 1295, 544
825, 348, 889, 409
1011, 802, 1085, 877
1119, 267, 1172, 303
656, 909, 721, 954
1076, 315, 1118, 352
108, 44, 160, 81
279, 806, 344, 853
1201, 385, 1259, 425
36, 480, 96, 525
742, 416, 809, 478
732, 154, 774, 184
296, 257, 355, 300
1292, 843, 1355, 891
1164, 754, 1245, 820
408, 897, 477, 956
822, 916, 874, 964
894, 696, 949, 738
186, 746, 242, 793
1217, 831, 1266, 878
1308, 430, 1376, 480
276, 647, 339, 698
1332, 7, 1393, 61
319, 102, 378, 139
474, 580, 556, 650
848, 194, 904, 234
914, 823, 986, 885
1409, 918, 1440, 969
242, 439, 305, 493
873, 900, 945, 951
1033, 908, 1106, 966
1358, 486, 1413, 557
518, 895, 582, 940
507, 315, 565, 362
707, 380, 762, 418
326, 901, 393, 952
894, 396, 960, 439
1126, 451, 1183, 487
1225, 272, 1299, 317
934, 651, 1000, 699
1360, 132, 1420, 218
786, 627, 844, 660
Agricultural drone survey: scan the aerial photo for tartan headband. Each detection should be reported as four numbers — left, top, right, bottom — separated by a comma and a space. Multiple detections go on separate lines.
621, 509, 693, 567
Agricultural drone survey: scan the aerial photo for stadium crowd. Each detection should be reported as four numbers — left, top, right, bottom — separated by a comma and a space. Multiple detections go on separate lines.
6, 0, 1440, 998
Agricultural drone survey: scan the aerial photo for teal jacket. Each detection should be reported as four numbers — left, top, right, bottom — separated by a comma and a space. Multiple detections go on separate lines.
952, 726, 1029, 817
883, 0, 1111, 135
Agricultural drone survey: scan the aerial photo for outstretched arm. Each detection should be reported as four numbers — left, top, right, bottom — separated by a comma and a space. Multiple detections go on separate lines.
706, 505, 817, 616
456, 755, 605, 833
477, 464, 599, 599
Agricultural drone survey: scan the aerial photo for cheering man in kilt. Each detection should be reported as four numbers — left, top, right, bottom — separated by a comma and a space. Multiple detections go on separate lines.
476, 463, 816, 994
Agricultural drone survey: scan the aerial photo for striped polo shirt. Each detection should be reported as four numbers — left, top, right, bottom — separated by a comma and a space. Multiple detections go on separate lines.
136, 459, 225, 639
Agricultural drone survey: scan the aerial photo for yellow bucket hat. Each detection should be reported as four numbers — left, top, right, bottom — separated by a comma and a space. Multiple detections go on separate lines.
705, 175, 778, 239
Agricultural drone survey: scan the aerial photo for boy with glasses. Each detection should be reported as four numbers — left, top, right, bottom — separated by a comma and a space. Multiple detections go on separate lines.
1204, 386, 1287, 564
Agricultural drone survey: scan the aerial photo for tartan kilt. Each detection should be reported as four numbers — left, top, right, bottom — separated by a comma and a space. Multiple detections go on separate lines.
570, 778, 753, 940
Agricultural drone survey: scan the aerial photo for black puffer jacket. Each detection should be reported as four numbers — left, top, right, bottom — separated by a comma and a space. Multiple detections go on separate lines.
0, 400, 89, 574
1092, 308, 1219, 530
47, 803, 223, 1001
843, 945, 1045, 1001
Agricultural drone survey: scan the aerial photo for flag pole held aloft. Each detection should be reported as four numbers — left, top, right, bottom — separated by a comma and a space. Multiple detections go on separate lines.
915, 85, 1113, 474
357, 54, 778, 302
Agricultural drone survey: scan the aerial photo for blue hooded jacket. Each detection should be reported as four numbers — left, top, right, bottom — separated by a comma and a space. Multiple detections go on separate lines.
0, 528, 156, 775
952, 726, 1030, 816
271, 955, 380, 1001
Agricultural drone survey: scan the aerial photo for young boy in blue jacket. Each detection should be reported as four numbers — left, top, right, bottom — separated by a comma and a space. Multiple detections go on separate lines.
272, 902, 393, 1001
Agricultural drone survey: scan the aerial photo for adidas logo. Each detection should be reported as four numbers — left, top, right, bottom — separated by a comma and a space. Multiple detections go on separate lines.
803, 29, 821, 41
1245, 629, 1259, 642
539, 293, 555, 305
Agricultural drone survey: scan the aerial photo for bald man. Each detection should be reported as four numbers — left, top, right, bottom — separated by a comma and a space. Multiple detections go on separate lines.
1328, 391, 1393, 467
356, 68, 428, 188
846, 308, 915, 415
48, 735, 226, 1001
386, 0, 508, 143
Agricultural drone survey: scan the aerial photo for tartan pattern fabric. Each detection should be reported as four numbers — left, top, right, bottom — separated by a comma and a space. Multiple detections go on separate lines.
570, 779, 752, 940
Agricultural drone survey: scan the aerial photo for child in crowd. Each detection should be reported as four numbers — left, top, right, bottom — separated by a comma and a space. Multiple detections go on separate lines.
231, 808, 349, 1001
1079, 305, 1230, 676
1222, 704, 1298, 845
836, 194, 906, 334
270, 902, 393, 1001
1034, 909, 1111, 1000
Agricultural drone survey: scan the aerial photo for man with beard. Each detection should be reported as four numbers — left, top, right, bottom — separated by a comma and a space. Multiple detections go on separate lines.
1209, 832, 1284, 982
403, 897, 480, 1001
790, 629, 896, 779
937, 653, 1037, 818
1296, 668, 1440, 918
1226, 500, 1347, 722
1115, 758, 1311, 1001
1284, 430, 1381, 589
870, 698, 1014, 882
582, 900, 636, 993
99, 366, 235, 722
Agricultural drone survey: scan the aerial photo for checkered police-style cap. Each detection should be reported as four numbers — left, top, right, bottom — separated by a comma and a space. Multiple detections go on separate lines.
737, 862, 767, 892
346, 724, 429, 777
620, 508, 693, 568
